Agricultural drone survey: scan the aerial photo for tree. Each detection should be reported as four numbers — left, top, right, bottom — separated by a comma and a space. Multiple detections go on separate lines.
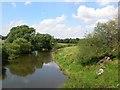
4, 42, 20, 60
3, 25, 35, 59
2, 25, 56, 60
54, 38, 79, 43
13, 38, 32, 54
34, 33, 44, 51
6, 25, 35, 43
34, 33, 54, 51
42, 34, 54, 50
78, 19, 119, 65
0, 35, 2, 39
78, 37, 109, 65
4, 38, 32, 60
94, 19, 118, 56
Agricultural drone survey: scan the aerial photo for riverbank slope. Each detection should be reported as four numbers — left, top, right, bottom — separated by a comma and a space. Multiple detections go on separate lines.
53, 46, 118, 88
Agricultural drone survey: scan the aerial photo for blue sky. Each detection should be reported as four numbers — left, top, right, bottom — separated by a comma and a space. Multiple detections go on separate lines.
1, 1, 118, 38
2, 2, 79, 24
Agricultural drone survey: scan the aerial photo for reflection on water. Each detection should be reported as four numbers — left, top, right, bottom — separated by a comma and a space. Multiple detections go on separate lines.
1, 52, 67, 88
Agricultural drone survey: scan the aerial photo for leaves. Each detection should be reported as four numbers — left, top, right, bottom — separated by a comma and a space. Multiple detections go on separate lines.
78, 19, 118, 65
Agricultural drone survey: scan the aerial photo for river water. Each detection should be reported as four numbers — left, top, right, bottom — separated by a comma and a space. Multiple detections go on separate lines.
1, 52, 67, 88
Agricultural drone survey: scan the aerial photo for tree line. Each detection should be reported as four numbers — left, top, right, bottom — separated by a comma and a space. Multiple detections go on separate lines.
1, 18, 119, 63
1, 25, 80, 60
54, 38, 79, 43
2, 25, 55, 60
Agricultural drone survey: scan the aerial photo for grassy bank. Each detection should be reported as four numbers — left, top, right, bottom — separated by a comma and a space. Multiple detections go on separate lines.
53, 46, 118, 88
53, 43, 76, 51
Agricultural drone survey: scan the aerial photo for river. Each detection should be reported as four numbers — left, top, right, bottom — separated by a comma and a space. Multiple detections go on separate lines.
1, 52, 67, 88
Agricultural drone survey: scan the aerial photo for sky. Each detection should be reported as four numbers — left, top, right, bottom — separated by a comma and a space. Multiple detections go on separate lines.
1, 0, 118, 38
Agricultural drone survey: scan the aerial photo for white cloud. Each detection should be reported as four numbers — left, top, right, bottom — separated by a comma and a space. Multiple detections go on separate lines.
60, 25, 94, 38
72, 5, 118, 23
97, 0, 119, 5
31, 14, 95, 38
25, 0, 31, 5
2, 15, 95, 38
9, 20, 27, 28
2, 20, 27, 36
43, 62, 60, 68
12, 0, 16, 8
31, 15, 67, 38
40, 14, 66, 25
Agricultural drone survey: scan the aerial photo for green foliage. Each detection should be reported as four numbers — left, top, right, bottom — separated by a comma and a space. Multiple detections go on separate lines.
13, 38, 32, 54
6, 25, 35, 43
5, 25, 35, 54
78, 38, 110, 65
3, 38, 32, 60
78, 19, 119, 65
0, 35, 7, 40
53, 46, 118, 88
2, 25, 55, 60
3, 42, 20, 60
53, 18, 119, 88
1, 44, 8, 60
53, 43, 75, 51
0, 45, 2, 57
54, 38, 79, 44
94, 20, 118, 53
34, 33, 54, 51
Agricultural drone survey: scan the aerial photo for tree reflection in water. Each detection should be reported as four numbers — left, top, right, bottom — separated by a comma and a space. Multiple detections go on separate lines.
2, 52, 52, 78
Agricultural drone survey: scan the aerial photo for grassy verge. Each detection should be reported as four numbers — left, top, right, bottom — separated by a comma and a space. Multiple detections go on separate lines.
53, 43, 76, 51
53, 46, 118, 88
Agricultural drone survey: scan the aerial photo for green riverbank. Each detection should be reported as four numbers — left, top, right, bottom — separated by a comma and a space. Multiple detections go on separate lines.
53, 46, 118, 88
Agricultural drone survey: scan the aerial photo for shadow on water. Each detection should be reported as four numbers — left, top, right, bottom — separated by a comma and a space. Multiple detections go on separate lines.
1, 52, 67, 88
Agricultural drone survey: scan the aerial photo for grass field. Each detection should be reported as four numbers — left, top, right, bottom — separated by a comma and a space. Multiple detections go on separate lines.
53, 46, 119, 88
53, 43, 76, 51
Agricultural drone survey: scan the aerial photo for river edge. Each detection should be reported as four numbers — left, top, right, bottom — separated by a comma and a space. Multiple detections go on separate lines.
52, 52, 69, 76
51, 46, 119, 88
2, 51, 68, 88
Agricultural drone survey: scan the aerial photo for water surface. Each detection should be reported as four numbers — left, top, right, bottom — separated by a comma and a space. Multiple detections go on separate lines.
1, 52, 67, 88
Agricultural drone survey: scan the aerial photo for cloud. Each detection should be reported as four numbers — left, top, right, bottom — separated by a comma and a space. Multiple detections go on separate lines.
59, 25, 95, 38
97, 0, 119, 5
31, 14, 95, 38
31, 15, 67, 38
72, 5, 118, 23
2, 15, 95, 38
25, 0, 31, 5
31, 14, 66, 32
43, 62, 60, 68
2, 20, 27, 36
12, 0, 16, 8
9, 20, 27, 28
11, 0, 31, 7
40, 14, 66, 25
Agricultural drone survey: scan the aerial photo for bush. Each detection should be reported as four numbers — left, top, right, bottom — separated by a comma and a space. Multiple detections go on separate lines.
3, 38, 32, 60
77, 19, 118, 65
34, 33, 55, 51
13, 38, 32, 54
78, 38, 107, 65
4, 42, 20, 60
